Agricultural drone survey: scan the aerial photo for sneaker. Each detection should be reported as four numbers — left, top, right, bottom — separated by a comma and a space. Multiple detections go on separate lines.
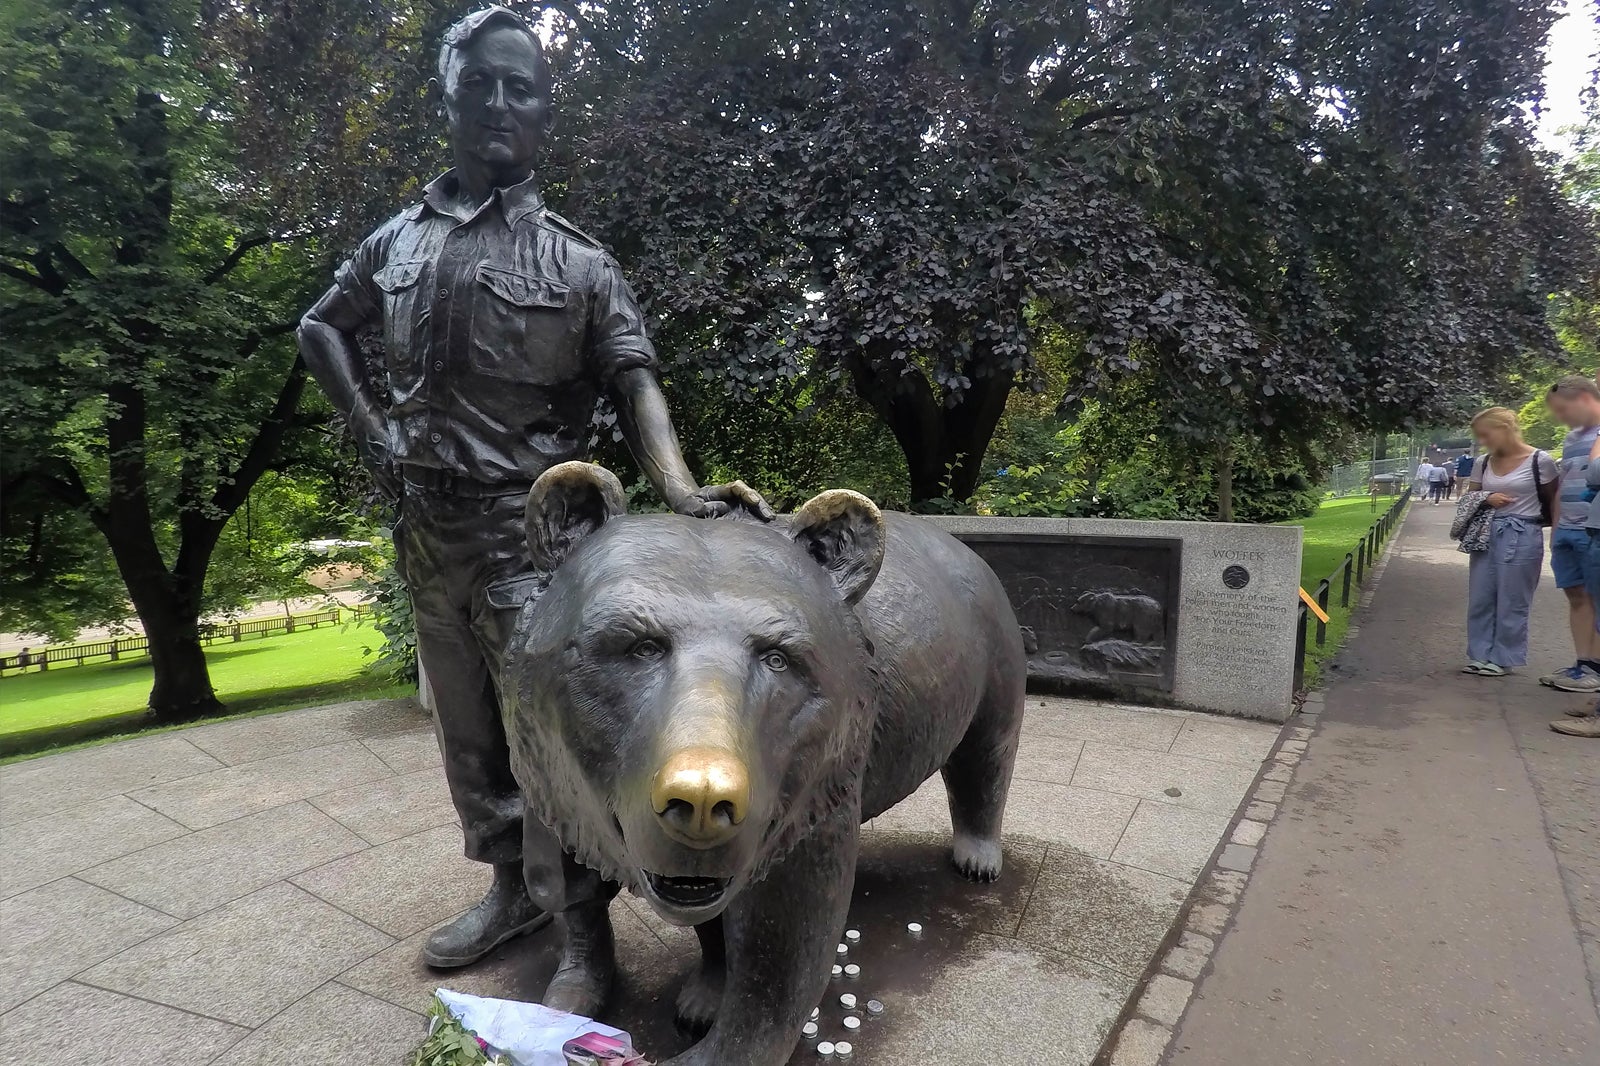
1540, 664, 1585, 687
1474, 662, 1507, 677
1552, 665, 1600, 692
1550, 716, 1600, 737
1462, 661, 1490, 674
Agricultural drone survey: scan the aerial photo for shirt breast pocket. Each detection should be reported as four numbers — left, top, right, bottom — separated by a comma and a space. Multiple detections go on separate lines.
472, 265, 582, 383
373, 260, 426, 370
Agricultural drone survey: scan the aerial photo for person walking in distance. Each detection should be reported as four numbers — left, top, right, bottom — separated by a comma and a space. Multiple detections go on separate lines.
1463, 408, 1559, 676
1415, 456, 1436, 501
1539, 377, 1600, 693
1428, 459, 1451, 505
297, 7, 770, 1010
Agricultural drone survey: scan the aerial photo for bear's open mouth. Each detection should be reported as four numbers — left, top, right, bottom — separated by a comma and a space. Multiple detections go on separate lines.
644, 872, 731, 908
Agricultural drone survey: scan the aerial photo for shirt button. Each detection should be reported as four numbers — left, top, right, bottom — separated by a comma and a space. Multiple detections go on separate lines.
436, 287, 449, 300
433, 360, 444, 371
430, 432, 442, 443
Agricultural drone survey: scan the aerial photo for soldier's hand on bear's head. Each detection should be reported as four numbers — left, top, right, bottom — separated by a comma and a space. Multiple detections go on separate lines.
676, 480, 776, 522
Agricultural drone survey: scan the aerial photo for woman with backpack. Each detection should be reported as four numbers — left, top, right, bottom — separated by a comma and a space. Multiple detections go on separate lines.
1462, 407, 1560, 676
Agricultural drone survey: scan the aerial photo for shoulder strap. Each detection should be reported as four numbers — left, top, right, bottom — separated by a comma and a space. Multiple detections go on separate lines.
539, 209, 606, 250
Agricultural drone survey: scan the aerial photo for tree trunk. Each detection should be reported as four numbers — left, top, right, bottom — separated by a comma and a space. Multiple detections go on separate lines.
846, 349, 1015, 508
1216, 439, 1235, 523
1373, 433, 1389, 461
143, 608, 223, 722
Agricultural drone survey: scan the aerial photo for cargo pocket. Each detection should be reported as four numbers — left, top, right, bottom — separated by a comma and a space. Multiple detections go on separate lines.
471, 265, 581, 383
373, 260, 426, 372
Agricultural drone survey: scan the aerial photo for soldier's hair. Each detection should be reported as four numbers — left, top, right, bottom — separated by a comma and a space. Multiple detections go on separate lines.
437, 6, 551, 97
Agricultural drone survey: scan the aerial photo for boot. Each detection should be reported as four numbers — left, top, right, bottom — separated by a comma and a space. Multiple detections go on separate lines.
423, 862, 550, 969
542, 899, 616, 1018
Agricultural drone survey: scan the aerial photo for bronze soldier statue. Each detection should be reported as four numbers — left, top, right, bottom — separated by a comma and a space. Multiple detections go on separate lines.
297, 6, 768, 1011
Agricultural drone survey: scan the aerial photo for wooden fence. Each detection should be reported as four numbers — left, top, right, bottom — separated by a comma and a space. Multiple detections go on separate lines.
1, 607, 354, 675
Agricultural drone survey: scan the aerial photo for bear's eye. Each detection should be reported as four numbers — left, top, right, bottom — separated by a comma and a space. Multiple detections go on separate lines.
630, 638, 667, 661
759, 649, 790, 672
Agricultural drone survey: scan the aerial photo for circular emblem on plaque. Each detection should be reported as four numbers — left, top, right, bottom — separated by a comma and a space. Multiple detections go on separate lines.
1222, 564, 1251, 590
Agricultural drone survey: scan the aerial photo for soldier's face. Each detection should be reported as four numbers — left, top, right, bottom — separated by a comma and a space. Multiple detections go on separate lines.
442, 27, 550, 171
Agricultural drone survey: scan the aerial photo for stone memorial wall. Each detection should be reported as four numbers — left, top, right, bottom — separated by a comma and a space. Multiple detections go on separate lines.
928, 516, 1304, 722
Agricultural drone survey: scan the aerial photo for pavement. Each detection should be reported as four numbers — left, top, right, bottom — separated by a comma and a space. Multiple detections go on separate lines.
0, 693, 1278, 1065
1166, 500, 1600, 1065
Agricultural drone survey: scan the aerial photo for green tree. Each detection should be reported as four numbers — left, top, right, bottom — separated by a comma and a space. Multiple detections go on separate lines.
0, 0, 377, 719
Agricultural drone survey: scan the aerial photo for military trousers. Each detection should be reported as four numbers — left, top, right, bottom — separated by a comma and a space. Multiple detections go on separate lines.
395, 488, 606, 912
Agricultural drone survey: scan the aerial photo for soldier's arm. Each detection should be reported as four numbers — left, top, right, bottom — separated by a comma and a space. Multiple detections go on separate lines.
297, 238, 400, 497
592, 256, 772, 519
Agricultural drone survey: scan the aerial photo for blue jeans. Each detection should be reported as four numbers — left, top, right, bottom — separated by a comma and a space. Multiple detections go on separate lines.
1586, 531, 1600, 634
1466, 514, 1544, 668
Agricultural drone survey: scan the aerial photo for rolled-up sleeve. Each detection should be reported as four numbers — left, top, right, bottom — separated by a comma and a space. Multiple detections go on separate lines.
588, 256, 658, 385
308, 229, 387, 332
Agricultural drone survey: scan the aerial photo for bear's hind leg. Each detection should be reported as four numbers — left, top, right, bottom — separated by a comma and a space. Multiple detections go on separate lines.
941, 677, 1023, 883
674, 916, 725, 1035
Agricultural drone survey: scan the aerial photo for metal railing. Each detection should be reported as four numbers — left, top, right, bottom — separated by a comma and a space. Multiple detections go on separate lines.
1322, 456, 1422, 498
1292, 487, 1414, 690
0, 607, 354, 675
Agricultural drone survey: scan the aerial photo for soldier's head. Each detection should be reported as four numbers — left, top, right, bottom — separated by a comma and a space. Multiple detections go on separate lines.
435, 7, 554, 174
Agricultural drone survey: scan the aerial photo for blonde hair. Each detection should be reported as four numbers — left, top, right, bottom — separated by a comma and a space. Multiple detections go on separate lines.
1470, 406, 1523, 446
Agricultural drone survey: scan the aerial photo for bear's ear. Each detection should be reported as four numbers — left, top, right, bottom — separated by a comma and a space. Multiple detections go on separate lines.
526, 462, 628, 571
789, 490, 886, 605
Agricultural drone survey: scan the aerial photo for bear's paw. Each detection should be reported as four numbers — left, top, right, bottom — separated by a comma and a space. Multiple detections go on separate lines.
952, 832, 1004, 883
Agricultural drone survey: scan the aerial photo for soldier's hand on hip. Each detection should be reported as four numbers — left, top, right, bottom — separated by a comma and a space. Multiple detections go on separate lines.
674, 481, 776, 522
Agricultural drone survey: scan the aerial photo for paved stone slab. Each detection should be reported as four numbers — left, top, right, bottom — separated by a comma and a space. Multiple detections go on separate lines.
128, 740, 394, 829
997, 780, 1141, 858
0, 794, 188, 899
1071, 741, 1261, 814
1017, 848, 1189, 976
291, 824, 485, 937
339, 898, 666, 1012
309, 767, 458, 845
1166, 717, 1282, 766
1010, 729, 1086, 787
0, 735, 222, 827
291, 816, 483, 934
1023, 698, 1187, 753
863, 933, 1126, 1065
0, 981, 245, 1066
79, 802, 368, 918
360, 727, 443, 775
853, 829, 1046, 940
210, 981, 423, 1066
1136, 972, 1194, 1026
1111, 801, 1231, 881
1110, 1017, 1171, 1066
182, 698, 425, 766
0, 878, 178, 1013
79, 882, 393, 1027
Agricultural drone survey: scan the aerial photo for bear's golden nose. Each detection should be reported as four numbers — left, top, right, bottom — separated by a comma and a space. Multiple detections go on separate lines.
651, 747, 750, 848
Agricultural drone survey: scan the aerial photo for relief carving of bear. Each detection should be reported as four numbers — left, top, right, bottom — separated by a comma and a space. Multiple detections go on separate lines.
502, 462, 1025, 1065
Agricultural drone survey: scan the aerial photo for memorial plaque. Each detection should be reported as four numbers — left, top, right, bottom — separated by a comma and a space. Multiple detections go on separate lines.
956, 534, 1181, 694
928, 515, 1303, 721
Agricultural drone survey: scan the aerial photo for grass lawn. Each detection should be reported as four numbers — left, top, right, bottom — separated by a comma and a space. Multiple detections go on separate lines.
1279, 492, 1411, 686
0, 620, 408, 755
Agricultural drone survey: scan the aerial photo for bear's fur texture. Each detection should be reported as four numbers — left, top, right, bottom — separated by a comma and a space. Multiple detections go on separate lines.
502, 463, 1025, 1066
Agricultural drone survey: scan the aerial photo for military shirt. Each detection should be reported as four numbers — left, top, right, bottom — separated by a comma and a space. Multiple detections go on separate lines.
320, 171, 657, 484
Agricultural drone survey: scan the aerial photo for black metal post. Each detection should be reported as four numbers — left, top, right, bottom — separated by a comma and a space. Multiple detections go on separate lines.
1341, 553, 1353, 607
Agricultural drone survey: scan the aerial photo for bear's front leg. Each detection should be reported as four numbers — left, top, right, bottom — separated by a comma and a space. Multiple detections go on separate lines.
662, 807, 859, 1066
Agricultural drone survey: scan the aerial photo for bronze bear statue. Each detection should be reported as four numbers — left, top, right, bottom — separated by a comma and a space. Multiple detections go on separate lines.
503, 462, 1025, 1065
